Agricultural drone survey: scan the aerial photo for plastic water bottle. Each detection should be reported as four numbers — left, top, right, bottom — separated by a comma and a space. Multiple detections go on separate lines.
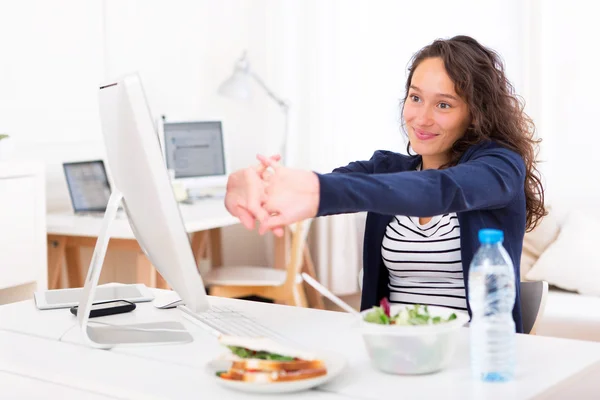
468, 229, 516, 382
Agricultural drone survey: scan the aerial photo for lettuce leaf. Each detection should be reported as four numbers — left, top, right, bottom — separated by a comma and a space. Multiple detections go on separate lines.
364, 301, 458, 326
227, 346, 295, 361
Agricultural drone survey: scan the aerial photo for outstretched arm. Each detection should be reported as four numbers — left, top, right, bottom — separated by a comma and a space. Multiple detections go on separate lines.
330, 150, 396, 174
258, 147, 524, 231
318, 147, 525, 217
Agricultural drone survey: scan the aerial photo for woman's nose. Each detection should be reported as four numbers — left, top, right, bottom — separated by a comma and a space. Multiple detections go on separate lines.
415, 106, 434, 126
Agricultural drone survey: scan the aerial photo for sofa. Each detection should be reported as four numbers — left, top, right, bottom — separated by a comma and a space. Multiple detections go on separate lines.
521, 203, 600, 342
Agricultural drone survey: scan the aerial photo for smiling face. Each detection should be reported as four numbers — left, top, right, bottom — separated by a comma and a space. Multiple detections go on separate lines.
403, 57, 471, 169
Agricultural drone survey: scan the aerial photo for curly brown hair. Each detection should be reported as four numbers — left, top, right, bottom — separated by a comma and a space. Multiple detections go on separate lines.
402, 35, 546, 232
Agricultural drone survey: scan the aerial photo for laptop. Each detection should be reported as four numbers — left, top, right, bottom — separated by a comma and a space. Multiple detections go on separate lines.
62, 160, 121, 217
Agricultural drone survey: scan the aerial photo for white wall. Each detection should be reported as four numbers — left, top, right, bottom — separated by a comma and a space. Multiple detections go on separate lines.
0, 1, 284, 213
0, 1, 284, 279
0, 1, 105, 210
533, 1, 600, 211
103, 0, 280, 168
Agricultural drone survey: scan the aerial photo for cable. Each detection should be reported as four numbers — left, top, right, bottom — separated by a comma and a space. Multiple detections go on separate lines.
58, 324, 78, 342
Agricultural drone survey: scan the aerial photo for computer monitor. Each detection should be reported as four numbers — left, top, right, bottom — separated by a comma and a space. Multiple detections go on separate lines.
77, 73, 210, 349
159, 119, 229, 195
63, 160, 111, 213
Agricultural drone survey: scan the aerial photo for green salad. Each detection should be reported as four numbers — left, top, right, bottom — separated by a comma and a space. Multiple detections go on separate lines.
364, 299, 457, 326
227, 346, 295, 361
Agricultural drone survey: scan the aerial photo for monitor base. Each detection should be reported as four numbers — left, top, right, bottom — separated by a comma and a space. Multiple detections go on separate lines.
85, 321, 193, 347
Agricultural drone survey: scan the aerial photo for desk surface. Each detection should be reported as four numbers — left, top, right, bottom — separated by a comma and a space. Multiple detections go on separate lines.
1, 291, 600, 399
47, 198, 239, 239
0, 367, 115, 399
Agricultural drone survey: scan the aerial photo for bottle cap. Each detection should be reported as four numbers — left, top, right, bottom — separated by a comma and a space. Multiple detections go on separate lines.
478, 229, 504, 244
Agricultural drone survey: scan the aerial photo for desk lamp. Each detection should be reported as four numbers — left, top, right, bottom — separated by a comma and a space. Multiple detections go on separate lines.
218, 51, 290, 164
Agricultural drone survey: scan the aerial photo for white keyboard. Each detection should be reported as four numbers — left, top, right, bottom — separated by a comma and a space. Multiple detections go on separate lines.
179, 304, 289, 342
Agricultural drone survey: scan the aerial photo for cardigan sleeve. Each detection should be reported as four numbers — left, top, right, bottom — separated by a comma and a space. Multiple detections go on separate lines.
330, 150, 399, 174
317, 147, 525, 217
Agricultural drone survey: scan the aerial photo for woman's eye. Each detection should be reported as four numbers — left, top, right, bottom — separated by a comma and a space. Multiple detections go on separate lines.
410, 95, 421, 102
438, 102, 451, 109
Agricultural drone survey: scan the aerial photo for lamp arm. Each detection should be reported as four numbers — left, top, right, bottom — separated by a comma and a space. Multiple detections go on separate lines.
249, 71, 289, 111
248, 69, 290, 164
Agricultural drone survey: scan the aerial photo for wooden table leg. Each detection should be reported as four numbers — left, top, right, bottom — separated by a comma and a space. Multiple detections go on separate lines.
55, 235, 171, 289
47, 235, 67, 290
302, 246, 325, 309
208, 228, 223, 268
271, 227, 324, 309
136, 253, 156, 288
191, 231, 209, 264
155, 271, 169, 289
273, 231, 288, 270
65, 245, 84, 288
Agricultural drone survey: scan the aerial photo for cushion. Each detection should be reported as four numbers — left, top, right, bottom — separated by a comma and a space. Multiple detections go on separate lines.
525, 210, 600, 296
537, 289, 600, 342
520, 207, 560, 280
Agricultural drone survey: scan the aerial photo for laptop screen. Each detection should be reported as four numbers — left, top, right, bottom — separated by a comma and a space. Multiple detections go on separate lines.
163, 121, 226, 179
63, 160, 111, 212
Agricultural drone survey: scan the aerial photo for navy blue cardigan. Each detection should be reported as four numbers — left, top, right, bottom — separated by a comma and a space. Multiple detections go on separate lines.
316, 141, 526, 333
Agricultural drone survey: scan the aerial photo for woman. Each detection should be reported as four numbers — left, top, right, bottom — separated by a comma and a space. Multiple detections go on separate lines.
225, 35, 545, 333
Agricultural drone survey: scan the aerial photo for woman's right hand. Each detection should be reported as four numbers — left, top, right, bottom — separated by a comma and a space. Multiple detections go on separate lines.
224, 154, 283, 235
255, 155, 320, 237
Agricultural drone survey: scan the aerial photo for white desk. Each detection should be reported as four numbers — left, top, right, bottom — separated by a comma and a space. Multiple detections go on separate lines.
46, 199, 240, 289
0, 367, 115, 399
46, 200, 325, 309
47, 199, 239, 239
1, 291, 599, 399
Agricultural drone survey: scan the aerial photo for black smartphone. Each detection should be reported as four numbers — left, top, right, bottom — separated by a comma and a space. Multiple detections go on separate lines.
70, 300, 136, 318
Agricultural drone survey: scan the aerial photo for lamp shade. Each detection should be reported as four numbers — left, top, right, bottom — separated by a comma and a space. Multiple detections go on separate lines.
218, 71, 252, 101
218, 50, 291, 164
218, 52, 252, 101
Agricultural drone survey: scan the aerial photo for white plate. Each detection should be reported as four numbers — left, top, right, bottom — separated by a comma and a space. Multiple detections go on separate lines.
206, 351, 346, 394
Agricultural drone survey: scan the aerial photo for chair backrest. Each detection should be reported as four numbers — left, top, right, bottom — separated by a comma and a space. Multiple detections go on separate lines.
287, 218, 313, 277
520, 280, 549, 335
358, 268, 363, 291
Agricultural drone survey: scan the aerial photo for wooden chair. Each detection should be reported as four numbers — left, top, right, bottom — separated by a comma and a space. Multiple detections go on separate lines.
205, 219, 313, 307
358, 268, 363, 291
520, 280, 549, 335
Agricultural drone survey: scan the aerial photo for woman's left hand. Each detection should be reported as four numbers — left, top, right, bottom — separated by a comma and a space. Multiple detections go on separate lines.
224, 154, 281, 233
256, 154, 320, 236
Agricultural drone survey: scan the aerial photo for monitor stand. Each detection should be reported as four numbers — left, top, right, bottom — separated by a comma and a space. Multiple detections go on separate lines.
77, 189, 193, 349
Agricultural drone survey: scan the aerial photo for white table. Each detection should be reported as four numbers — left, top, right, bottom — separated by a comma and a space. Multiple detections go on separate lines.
47, 199, 239, 239
1, 291, 599, 399
45, 199, 325, 309
0, 367, 116, 399
46, 199, 241, 289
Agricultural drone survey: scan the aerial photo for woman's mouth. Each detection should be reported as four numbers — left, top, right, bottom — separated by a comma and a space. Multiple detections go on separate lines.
414, 128, 438, 141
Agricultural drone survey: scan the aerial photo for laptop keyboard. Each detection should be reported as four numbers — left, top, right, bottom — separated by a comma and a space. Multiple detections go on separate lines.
179, 304, 290, 342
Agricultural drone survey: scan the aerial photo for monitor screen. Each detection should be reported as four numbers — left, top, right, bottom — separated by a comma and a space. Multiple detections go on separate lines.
63, 160, 111, 212
163, 121, 225, 179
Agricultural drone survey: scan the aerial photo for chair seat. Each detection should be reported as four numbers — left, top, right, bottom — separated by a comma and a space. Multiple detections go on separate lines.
204, 266, 297, 287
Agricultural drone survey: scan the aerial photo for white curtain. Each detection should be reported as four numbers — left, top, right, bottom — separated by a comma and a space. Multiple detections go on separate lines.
531, 1, 600, 209
310, 214, 366, 296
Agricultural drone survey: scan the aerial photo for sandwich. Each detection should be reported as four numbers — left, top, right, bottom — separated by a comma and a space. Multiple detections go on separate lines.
216, 335, 327, 383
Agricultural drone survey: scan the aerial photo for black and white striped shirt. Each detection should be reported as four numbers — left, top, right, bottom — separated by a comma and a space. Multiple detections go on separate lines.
381, 213, 467, 311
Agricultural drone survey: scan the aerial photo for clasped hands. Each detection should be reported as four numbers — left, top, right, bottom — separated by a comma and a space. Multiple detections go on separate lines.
224, 154, 320, 237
